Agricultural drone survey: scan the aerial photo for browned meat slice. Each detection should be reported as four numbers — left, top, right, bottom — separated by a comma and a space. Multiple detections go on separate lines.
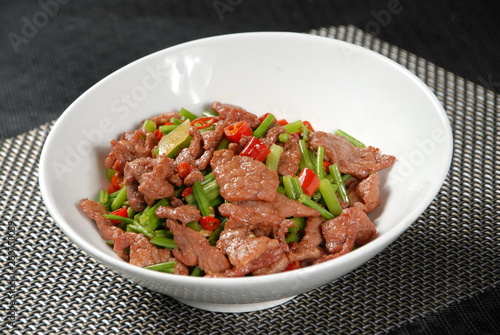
79, 199, 124, 241
261, 125, 285, 147
278, 135, 300, 176
308, 131, 395, 179
155, 204, 200, 224
104, 128, 158, 174
211, 149, 279, 202
148, 111, 181, 127
167, 220, 230, 274
216, 226, 286, 277
211, 101, 260, 129
348, 173, 381, 213
252, 254, 290, 276
321, 206, 376, 259
194, 120, 227, 170
218, 193, 320, 232
123, 155, 177, 211
288, 216, 325, 262
188, 125, 203, 159
114, 232, 167, 265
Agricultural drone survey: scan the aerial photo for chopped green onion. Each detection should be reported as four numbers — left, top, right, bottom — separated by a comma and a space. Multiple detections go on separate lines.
111, 185, 127, 211
192, 181, 212, 216
208, 218, 227, 246
126, 224, 153, 238
253, 113, 275, 138
291, 176, 304, 198
139, 198, 169, 232
329, 164, 350, 203
150, 236, 178, 249
283, 120, 303, 134
142, 119, 157, 133
298, 140, 315, 171
145, 261, 176, 273
285, 234, 300, 243
278, 132, 290, 143
186, 221, 202, 231
190, 266, 204, 276
179, 107, 198, 121
277, 185, 286, 195
335, 129, 366, 148
170, 117, 184, 125
159, 124, 179, 133
315, 146, 325, 179
298, 194, 334, 220
98, 188, 109, 204
265, 144, 284, 171
216, 138, 230, 150
318, 179, 343, 216
154, 230, 170, 237
202, 110, 219, 118
104, 214, 136, 225
127, 207, 136, 218
201, 172, 216, 185
283, 176, 298, 200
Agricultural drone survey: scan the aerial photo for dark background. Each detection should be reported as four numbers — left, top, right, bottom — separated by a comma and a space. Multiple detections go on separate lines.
1, 1, 499, 333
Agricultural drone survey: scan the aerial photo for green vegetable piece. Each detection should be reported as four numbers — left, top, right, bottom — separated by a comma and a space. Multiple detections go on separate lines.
253, 113, 275, 138
179, 107, 198, 121
335, 129, 366, 148
103, 214, 136, 225
265, 144, 284, 171
329, 163, 350, 204
142, 119, 157, 133
208, 218, 227, 246
150, 236, 178, 249
318, 179, 343, 217
283, 120, 303, 134
139, 198, 169, 232
190, 266, 205, 276
298, 194, 334, 220
111, 185, 127, 211
192, 181, 212, 217
144, 261, 177, 273
315, 146, 325, 179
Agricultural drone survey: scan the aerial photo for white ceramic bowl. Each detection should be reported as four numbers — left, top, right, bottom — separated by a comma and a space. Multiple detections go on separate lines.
39, 32, 453, 312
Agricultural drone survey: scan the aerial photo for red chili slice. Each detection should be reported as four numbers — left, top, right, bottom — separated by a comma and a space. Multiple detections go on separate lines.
303, 121, 315, 132
239, 136, 271, 162
191, 116, 217, 129
109, 206, 128, 224
224, 121, 252, 143
298, 168, 320, 196
285, 261, 302, 271
199, 216, 220, 231
177, 162, 192, 179
108, 173, 123, 193
182, 186, 193, 198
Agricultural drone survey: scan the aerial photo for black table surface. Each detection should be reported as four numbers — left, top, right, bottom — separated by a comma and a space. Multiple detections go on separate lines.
1, 1, 499, 334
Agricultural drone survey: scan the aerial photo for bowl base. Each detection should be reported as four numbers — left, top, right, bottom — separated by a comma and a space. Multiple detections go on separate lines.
175, 296, 296, 313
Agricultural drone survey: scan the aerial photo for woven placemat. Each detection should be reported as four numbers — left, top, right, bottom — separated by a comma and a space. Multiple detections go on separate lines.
1, 25, 498, 335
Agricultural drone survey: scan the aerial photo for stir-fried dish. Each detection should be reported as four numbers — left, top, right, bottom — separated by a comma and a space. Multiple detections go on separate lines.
80, 102, 396, 277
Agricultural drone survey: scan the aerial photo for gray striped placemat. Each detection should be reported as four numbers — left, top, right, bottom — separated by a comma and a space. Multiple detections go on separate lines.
1, 25, 498, 334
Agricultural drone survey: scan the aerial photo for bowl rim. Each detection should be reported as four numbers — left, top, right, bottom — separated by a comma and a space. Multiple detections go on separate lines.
39, 31, 453, 286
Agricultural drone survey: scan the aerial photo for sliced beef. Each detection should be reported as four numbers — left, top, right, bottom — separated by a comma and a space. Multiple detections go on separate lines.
155, 204, 200, 224
321, 206, 376, 258
252, 254, 290, 276
308, 131, 395, 179
104, 128, 158, 174
218, 193, 320, 231
211, 149, 279, 202
148, 111, 181, 127
347, 173, 381, 213
288, 216, 325, 262
79, 199, 123, 241
216, 225, 286, 277
278, 135, 300, 176
261, 124, 285, 147
167, 220, 230, 274
195, 120, 227, 170
210, 101, 260, 129
123, 155, 177, 211
188, 125, 203, 159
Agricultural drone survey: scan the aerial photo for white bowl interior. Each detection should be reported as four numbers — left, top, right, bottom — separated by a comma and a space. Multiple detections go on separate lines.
39, 32, 452, 312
